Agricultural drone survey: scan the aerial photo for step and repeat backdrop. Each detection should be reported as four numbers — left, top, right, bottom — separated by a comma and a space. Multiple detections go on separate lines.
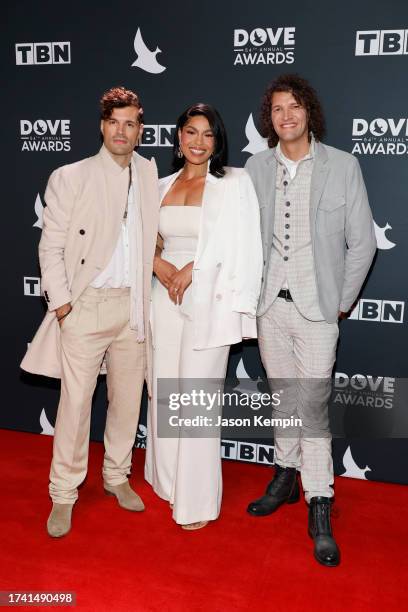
3, 0, 408, 484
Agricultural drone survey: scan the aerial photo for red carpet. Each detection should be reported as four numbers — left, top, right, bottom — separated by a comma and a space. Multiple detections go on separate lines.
0, 429, 407, 611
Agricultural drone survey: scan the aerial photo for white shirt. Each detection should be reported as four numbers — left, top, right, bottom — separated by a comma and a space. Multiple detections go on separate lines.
90, 184, 134, 289
276, 138, 315, 179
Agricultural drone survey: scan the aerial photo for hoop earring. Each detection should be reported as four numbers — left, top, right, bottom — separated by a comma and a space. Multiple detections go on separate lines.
177, 145, 184, 159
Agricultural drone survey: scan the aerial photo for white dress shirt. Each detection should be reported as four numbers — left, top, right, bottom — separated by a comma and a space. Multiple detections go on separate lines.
91, 183, 134, 289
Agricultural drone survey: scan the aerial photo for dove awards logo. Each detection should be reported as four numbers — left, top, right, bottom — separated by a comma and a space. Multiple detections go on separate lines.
355, 30, 408, 56
131, 28, 166, 74
242, 114, 268, 155
333, 372, 395, 410
351, 118, 408, 155
233, 27, 295, 66
20, 119, 71, 152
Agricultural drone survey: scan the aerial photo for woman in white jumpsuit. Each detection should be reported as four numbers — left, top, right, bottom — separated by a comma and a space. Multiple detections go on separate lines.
145, 103, 263, 529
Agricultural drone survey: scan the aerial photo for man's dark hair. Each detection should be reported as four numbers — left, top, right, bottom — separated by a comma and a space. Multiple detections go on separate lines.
100, 86, 143, 123
172, 103, 228, 178
259, 73, 325, 148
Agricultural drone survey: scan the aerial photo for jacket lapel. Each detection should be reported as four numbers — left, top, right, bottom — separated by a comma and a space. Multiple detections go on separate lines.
262, 151, 277, 260
134, 152, 159, 265
310, 142, 330, 238
195, 170, 226, 267
159, 170, 181, 203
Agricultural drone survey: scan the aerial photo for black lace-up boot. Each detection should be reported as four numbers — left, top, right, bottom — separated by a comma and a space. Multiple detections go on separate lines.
308, 496, 340, 567
247, 464, 299, 516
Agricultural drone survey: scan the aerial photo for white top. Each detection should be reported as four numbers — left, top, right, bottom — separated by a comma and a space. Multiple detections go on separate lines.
158, 167, 263, 349
276, 138, 315, 179
91, 184, 134, 288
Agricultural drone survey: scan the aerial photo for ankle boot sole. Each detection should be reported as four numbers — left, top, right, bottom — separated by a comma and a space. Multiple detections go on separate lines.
308, 529, 340, 567
247, 494, 300, 516
104, 489, 145, 512
47, 526, 71, 538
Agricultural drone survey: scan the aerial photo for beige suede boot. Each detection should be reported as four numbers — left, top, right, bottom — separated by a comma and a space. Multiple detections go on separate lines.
104, 480, 145, 512
47, 503, 74, 538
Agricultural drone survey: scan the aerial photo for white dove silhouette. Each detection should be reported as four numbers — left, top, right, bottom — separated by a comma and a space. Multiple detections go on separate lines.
137, 424, 147, 439
341, 446, 371, 480
131, 28, 166, 74
33, 193, 44, 229
40, 408, 55, 436
373, 220, 396, 250
236, 357, 250, 379
242, 113, 268, 155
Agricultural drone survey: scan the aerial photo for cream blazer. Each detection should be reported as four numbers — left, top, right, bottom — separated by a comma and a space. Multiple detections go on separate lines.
21, 145, 160, 392
159, 167, 263, 349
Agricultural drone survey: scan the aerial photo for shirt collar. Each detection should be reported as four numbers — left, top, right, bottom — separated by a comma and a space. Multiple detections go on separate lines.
100, 144, 134, 176
275, 133, 315, 166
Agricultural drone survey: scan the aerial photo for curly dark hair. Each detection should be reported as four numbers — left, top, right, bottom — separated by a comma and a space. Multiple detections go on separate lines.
100, 86, 143, 124
172, 103, 228, 178
259, 74, 325, 148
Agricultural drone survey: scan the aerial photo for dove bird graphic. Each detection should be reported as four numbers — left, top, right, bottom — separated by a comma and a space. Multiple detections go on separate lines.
242, 113, 268, 155
236, 357, 250, 379
131, 28, 166, 74
341, 446, 371, 480
373, 220, 396, 250
33, 193, 44, 229
40, 408, 55, 436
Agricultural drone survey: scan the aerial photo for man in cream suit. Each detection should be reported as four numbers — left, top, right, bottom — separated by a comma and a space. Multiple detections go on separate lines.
245, 74, 376, 566
21, 86, 159, 537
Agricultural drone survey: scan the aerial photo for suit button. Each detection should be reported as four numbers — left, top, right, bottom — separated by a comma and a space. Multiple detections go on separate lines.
283, 181, 288, 187
285, 213, 290, 218
285, 234, 290, 240
285, 201, 290, 207
284, 246, 289, 251
285, 224, 290, 229
79, 229, 85, 235
216, 262, 222, 269
284, 256, 289, 261
216, 294, 222, 301
81, 258, 85, 264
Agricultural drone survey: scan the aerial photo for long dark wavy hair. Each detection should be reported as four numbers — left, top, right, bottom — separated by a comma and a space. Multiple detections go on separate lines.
172, 103, 228, 178
259, 73, 326, 148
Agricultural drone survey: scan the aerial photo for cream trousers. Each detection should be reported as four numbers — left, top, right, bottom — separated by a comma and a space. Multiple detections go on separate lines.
49, 287, 145, 504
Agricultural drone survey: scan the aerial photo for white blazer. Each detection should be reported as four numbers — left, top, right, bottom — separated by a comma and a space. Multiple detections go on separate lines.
158, 166, 263, 349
